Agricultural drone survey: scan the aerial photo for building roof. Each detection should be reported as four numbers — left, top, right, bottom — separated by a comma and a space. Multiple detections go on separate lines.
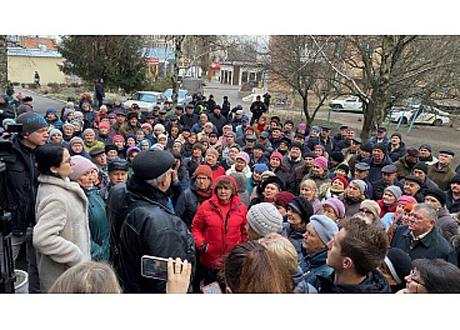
7, 47, 63, 58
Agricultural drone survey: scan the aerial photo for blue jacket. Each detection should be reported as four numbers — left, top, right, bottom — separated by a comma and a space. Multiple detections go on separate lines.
318, 269, 391, 293
282, 223, 306, 265
299, 249, 334, 290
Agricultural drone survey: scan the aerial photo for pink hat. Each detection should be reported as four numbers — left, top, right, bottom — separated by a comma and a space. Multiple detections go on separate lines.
141, 123, 153, 131
112, 135, 125, 143
270, 151, 284, 161
236, 151, 250, 164
99, 121, 110, 130
313, 156, 328, 170
398, 195, 417, 205
69, 155, 97, 181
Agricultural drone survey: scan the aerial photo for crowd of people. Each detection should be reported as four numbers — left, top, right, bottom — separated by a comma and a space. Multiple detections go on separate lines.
1, 90, 460, 294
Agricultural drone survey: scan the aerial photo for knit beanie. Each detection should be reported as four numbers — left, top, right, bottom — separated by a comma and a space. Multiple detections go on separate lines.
63, 123, 75, 130
16, 111, 48, 134
112, 135, 125, 143
398, 195, 417, 206
270, 151, 283, 162
384, 248, 412, 285
424, 187, 447, 206
330, 151, 345, 163
451, 175, 460, 185
48, 128, 63, 137
350, 179, 367, 195
331, 175, 348, 189
82, 128, 95, 137
69, 136, 84, 146
99, 121, 110, 130
322, 198, 346, 219
313, 156, 328, 170
384, 185, 403, 201
193, 164, 213, 179
419, 144, 432, 152
69, 155, 97, 181
311, 126, 321, 133
288, 197, 314, 223
253, 163, 269, 173
63, 108, 74, 119
236, 151, 250, 165
309, 215, 339, 245
273, 191, 296, 209
247, 202, 284, 237
126, 146, 141, 157
413, 162, 428, 174
336, 163, 350, 175
141, 123, 153, 131
360, 199, 381, 220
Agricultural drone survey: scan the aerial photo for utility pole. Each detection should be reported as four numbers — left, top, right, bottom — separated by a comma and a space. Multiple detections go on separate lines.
0, 35, 7, 94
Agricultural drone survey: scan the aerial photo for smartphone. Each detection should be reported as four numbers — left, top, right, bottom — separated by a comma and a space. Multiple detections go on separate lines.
201, 281, 223, 294
141, 255, 174, 281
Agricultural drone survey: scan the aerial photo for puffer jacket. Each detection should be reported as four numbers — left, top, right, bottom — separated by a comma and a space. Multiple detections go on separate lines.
318, 269, 391, 293
116, 176, 196, 293
85, 187, 110, 261
191, 175, 248, 270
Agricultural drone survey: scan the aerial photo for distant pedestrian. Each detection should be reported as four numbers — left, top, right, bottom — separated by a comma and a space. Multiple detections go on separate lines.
263, 92, 271, 112
34, 71, 40, 87
95, 79, 105, 109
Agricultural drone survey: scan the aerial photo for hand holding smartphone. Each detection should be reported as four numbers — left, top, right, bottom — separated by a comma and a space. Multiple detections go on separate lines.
141, 255, 191, 294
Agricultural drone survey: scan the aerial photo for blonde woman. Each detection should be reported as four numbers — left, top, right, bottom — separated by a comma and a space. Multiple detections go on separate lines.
298, 179, 322, 214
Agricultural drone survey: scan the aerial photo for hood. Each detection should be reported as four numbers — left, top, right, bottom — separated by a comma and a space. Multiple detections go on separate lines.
213, 175, 239, 197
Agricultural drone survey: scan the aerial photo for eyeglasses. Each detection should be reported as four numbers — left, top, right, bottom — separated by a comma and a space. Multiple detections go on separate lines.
407, 269, 426, 288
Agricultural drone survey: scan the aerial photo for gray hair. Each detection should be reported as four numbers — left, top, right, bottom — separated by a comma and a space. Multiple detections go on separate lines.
413, 203, 437, 222
145, 171, 170, 190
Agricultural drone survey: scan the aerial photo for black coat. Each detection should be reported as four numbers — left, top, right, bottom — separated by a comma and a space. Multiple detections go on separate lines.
0, 136, 39, 235
318, 270, 391, 293
115, 177, 196, 293
180, 113, 199, 129
446, 190, 460, 214
175, 184, 207, 229
390, 225, 457, 265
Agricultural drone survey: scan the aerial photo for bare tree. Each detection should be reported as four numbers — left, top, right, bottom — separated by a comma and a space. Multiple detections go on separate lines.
311, 35, 460, 140
0, 35, 7, 93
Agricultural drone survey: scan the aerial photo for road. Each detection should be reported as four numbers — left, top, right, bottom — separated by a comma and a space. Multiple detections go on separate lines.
15, 87, 65, 116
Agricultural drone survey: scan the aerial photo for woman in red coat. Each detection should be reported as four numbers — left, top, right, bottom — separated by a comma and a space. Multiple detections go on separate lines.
192, 175, 248, 289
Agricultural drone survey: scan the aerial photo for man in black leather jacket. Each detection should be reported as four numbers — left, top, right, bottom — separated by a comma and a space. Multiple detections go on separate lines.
112, 150, 195, 293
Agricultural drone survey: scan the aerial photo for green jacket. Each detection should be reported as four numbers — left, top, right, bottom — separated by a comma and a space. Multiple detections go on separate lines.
86, 188, 110, 261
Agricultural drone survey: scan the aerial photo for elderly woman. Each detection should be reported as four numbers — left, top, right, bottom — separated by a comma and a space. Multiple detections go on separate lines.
298, 179, 322, 214
339, 179, 367, 220
204, 147, 225, 181
33, 144, 91, 292
192, 175, 248, 287
69, 155, 110, 262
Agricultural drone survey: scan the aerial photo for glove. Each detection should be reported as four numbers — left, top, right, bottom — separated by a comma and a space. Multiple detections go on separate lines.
200, 242, 208, 254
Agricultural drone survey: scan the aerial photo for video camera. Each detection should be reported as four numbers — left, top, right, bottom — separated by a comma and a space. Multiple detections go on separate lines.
0, 123, 23, 293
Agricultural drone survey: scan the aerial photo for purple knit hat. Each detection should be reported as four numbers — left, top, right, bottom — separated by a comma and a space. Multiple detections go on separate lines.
69, 155, 97, 181
236, 151, 250, 164
322, 197, 346, 219
313, 156, 328, 170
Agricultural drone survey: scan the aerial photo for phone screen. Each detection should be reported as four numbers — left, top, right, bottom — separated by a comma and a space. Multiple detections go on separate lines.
141, 256, 170, 281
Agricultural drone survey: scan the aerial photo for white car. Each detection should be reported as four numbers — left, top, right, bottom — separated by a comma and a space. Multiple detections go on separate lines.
329, 96, 363, 112
163, 89, 192, 105
124, 91, 166, 112
390, 105, 450, 126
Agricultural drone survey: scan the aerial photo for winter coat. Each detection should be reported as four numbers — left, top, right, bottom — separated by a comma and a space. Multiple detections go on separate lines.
446, 190, 460, 214
191, 176, 248, 270
390, 225, 457, 265
299, 249, 334, 290
209, 113, 228, 135
116, 177, 195, 293
428, 163, 456, 191
281, 223, 306, 264
283, 155, 305, 173
209, 164, 226, 182
377, 200, 397, 218
175, 184, 206, 229
394, 157, 416, 180
249, 100, 267, 117
294, 165, 311, 194
303, 171, 331, 200
33, 175, 91, 292
340, 195, 363, 220
85, 187, 110, 261
367, 155, 392, 184
372, 179, 404, 200
0, 136, 40, 235
436, 207, 459, 242
388, 143, 406, 162
180, 113, 199, 129
318, 270, 391, 293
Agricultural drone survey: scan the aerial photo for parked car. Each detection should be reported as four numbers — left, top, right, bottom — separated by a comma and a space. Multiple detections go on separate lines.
123, 91, 166, 112
330, 96, 363, 112
390, 105, 450, 126
163, 88, 192, 105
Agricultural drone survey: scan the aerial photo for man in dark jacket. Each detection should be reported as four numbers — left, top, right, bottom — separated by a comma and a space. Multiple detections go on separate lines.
423, 188, 459, 242
180, 103, 199, 129
282, 141, 305, 173
208, 105, 228, 135
318, 217, 390, 293
427, 150, 457, 190
95, 78, 105, 108
446, 175, 460, 213
367, 143, 392, 184
394, 147, 419, 180
372, 164, 403, 200
390, 203, 457, 265
115, 150, 195, 293
249, 95, 267, 125
0, 111, 49, 293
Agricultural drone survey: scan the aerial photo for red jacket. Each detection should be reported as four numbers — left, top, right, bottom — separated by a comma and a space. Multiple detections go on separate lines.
192, 175, 248, 269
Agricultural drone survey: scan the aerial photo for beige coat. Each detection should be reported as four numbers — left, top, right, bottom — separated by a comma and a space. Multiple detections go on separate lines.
33, 174, 91, 292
